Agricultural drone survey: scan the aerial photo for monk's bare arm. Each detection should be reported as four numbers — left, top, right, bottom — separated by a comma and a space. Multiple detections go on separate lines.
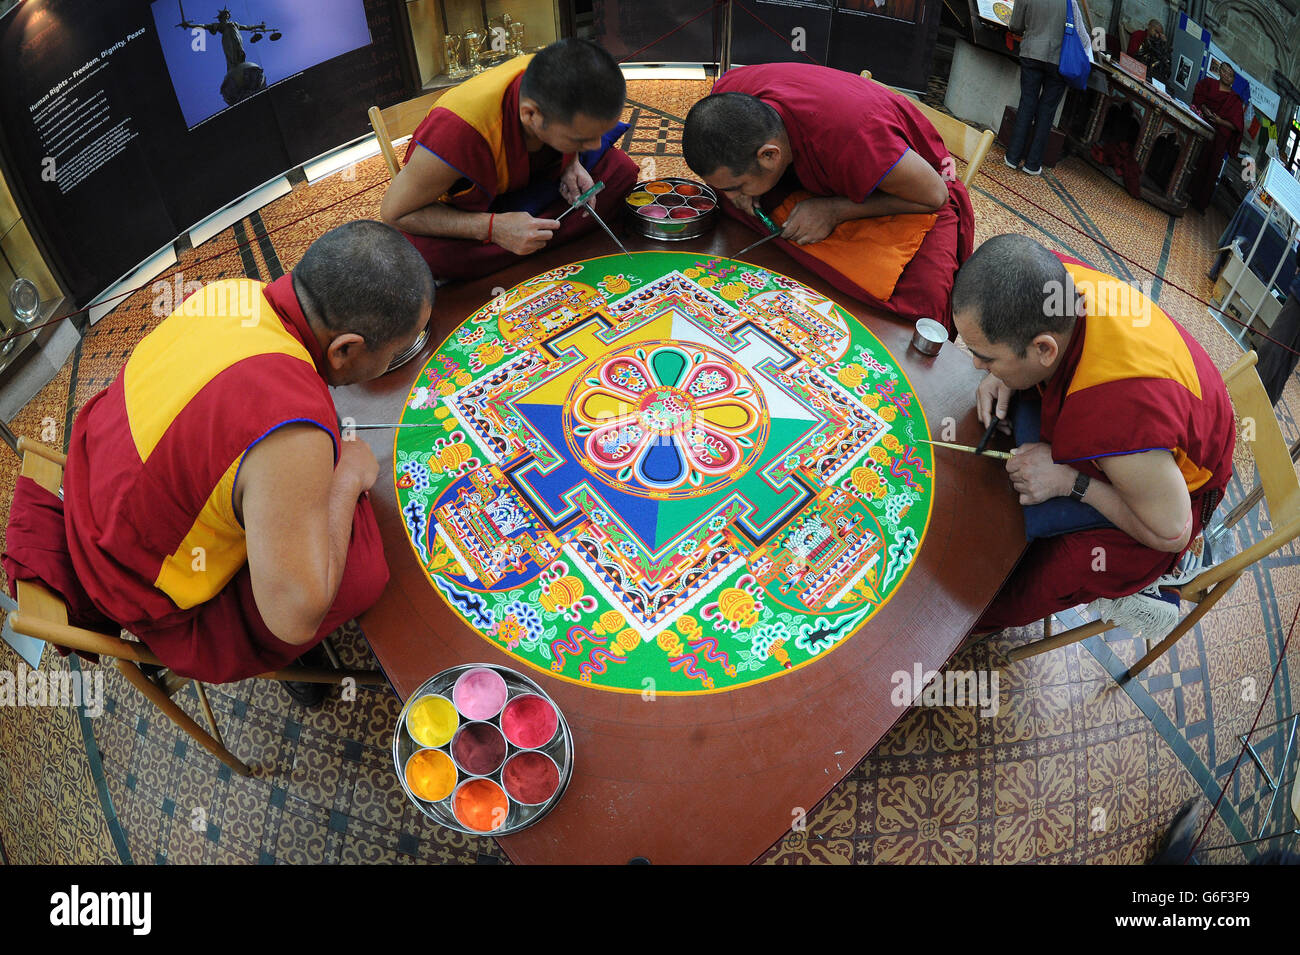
379, 147, 560, 254
1085, 451, 1193, 553
379, 147, 491, 240
781, 150, 949, 244
1008, 444, 1193, 552
235, 425, 378, 646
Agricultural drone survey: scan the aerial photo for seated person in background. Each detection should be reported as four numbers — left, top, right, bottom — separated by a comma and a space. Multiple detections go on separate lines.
1130, 20, 1171, 84
5, 221, 432, 701
380, 38, 639, 282
681, 63, 974, 332
955, 234, 1235, 635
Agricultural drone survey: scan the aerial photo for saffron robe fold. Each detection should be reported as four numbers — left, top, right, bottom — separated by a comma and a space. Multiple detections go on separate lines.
977, 256, 1236, 629
401, 56, 639, 280
31, 275, 391, 683
710, 63, 975, 330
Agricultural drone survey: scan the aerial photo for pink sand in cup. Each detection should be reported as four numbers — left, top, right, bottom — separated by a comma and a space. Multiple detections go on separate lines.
669, 207, 697, 219
452, 667, 508, 721
500, 694, 559, 749
638, 205, 669, 219
687, 197, 715, 211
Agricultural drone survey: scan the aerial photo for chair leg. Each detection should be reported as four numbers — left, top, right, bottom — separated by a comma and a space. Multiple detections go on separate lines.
116, 659, 252, 776
192, 681, 225, 748
1006, 618, 1116, 662
1126, 572, 1243, 680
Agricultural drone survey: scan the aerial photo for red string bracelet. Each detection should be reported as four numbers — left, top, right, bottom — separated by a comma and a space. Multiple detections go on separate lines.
486, 213, 495, 245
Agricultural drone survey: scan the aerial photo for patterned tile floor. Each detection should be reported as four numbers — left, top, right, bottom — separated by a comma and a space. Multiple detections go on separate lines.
1, 77, 1296, 865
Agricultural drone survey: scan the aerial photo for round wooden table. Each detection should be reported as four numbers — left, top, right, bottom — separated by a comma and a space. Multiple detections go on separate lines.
336, 216, 1026, 864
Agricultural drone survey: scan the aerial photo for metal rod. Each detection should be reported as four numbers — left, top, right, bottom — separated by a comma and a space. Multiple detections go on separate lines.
915, 439, 1012, 459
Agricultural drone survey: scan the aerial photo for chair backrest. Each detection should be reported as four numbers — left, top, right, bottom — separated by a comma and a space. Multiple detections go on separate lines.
1187, 352, 1300, 592
859, 70, 993, 187
1223, 352, 1300, 522
368, 90, 447, 179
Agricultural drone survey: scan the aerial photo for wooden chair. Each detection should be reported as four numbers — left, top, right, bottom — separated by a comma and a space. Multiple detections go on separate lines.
860, 70, 995, 188
367, 90, 446, 179
6, 438, 387, 776
1006, 352, 1300, 681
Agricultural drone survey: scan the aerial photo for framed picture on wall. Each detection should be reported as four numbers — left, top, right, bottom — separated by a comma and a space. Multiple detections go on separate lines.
1174, 54, 1192, 87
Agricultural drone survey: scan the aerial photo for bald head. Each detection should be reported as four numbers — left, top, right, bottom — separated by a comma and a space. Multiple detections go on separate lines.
951, 234, 1077, 356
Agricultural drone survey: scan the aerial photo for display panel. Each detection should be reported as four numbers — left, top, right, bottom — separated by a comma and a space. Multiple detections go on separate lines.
148, 0, 373, 129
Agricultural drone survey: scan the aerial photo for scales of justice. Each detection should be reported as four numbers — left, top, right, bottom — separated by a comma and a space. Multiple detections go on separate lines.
174, 2, 284, 106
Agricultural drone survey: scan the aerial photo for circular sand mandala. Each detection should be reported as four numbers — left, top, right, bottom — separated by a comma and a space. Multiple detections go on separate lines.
395, 252, 935, 694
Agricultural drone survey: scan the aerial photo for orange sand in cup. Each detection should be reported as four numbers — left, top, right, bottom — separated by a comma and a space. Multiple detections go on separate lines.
405, 748, 457, 802
644, 181, 672, 194
453, 778, 510, 832
626, 191, 655, 206
406, 694, 458, 747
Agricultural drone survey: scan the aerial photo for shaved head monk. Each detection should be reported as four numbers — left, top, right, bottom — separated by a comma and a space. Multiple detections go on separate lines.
38, 221, 432, 701
381, 38, 639, 281
681, 63, 975, 331
954, 234, 1234, 635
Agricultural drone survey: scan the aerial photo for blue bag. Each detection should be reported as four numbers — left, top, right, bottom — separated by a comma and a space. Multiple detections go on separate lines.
1059, 0, 1092, 91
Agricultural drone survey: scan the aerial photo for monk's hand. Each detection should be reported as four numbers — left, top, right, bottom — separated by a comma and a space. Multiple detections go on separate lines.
781, 198, 839, 245
1006, 442, 1075, 505
338, 439, 379, 494
975, 373, 1013, 430
728, 192, 757, 217
559, 161, 594, 207
491, 212, 561, 255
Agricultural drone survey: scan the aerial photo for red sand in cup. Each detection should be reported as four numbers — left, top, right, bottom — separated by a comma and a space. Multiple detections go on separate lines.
453, 778, 509, 832
687, 197, 715, 211
450, 721, 507, 776
674, 182, 701, 196
502, 751, 560, 805
639, 205, 669, 219
501, 694, 559, 749
669, 207, 697, 219
452, 667, 507, 720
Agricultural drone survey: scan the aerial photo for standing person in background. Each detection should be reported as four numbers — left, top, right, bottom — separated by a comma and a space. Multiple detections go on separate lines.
1189, 61, 1247, 213
1004, 0, 1069, 176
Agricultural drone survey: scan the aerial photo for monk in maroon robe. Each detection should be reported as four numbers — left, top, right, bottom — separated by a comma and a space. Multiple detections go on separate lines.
4, 222, 432, 695
682, 63, 974, 332
381, 39, 639, 282
950, 235, 1234, 631
1189, 62, 1246, 213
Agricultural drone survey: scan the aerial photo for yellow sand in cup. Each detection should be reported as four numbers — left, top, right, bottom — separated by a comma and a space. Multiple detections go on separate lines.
407, 694, 458, 747
626, 191, 655, 206
406, 748, 457, 802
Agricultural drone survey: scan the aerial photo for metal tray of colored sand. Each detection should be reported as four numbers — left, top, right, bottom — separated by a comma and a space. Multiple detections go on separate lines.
625, 177, 718, 241
393, 663, 574, 836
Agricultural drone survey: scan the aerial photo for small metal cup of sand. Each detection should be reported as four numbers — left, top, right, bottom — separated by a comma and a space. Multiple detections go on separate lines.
910, 318, 946, 356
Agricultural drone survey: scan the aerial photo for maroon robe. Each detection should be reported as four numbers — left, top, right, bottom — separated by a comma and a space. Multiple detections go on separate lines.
710, 63, 976, 330
1189, 77, 1245, 212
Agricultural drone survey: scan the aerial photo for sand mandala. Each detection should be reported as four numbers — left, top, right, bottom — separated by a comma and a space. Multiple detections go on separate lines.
394, 251, 935, 694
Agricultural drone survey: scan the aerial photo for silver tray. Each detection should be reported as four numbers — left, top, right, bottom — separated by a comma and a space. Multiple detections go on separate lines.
392, 662, 574, 836
625, 176, 719, 242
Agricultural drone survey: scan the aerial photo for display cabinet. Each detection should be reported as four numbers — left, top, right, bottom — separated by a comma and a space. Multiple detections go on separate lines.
404, 0, 569, 91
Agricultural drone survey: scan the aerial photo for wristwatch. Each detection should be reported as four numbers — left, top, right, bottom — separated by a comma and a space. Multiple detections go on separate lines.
1069, 473, 1090, 502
